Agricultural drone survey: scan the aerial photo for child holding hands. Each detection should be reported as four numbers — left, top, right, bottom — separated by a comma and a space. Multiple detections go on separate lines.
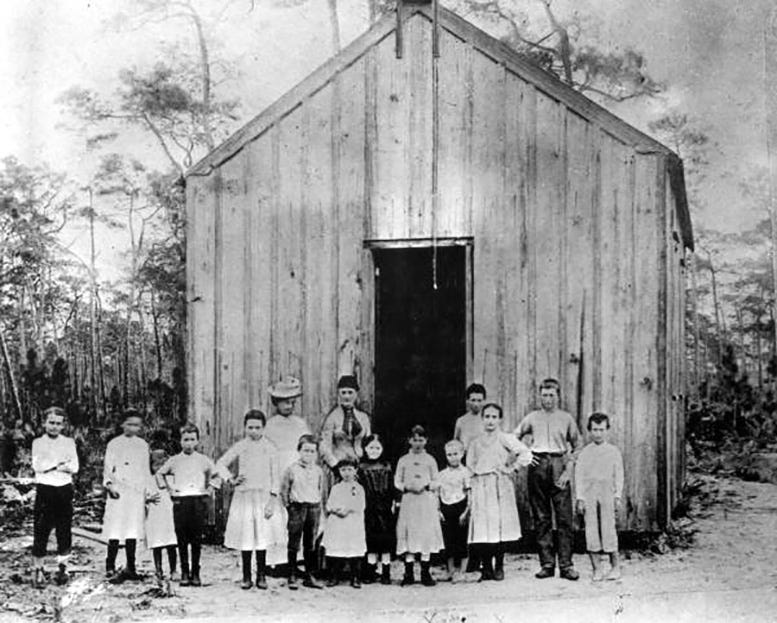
395, 425, 444, 587
146, 448, 178, 585
217, 409, 280, 590
31, 406, 79, 588
575, 412, 624, 581
437, 439, 471, 582
323, 456, 366, 588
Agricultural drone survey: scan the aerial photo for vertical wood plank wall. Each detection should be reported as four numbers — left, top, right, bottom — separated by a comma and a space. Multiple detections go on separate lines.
186, 13, 687, 530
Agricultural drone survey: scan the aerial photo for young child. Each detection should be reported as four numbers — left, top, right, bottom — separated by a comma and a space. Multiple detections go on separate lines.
217, 409, 280, 590
146, 448, 178, 585
358, 434, 395, 585
157, 423, 220, 587
394, 425, 444, 587
102, 409, 152, 582
323, 456, 366, 588
575, 412, 624, 581
467, 403, 533, 581
279, 434, 325, 590
437, 439, 471, 583
31, 406, 79, 588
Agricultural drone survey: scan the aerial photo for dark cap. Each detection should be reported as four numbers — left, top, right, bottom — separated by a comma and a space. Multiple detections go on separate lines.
337, 375, 359, 391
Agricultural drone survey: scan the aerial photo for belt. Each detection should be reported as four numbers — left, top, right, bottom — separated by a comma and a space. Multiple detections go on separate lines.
532, 452, 565, 457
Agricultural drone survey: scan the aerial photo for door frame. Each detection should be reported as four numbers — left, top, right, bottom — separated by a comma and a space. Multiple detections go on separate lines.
361, 237, 474, 415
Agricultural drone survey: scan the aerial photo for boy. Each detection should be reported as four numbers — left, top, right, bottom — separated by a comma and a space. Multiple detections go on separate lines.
437, 440, 470, 583
575, 412, 624, 581
279, 434, 324, 590
31, 406, 79, 588
102, 409, 152, 583
157, 423, 220, 587
453, 383, 486, 455
515, 379, 582, 581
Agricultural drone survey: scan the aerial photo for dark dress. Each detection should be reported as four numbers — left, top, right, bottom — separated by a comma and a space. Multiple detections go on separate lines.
358, 459, 396, 554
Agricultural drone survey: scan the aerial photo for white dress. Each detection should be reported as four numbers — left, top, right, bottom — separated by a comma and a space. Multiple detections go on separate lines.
264, 415, 311, 564
217, 437, 282, 551
322, 481, 366, 558
394, 452, 444, 555
145, 474, 177, 549
102, 435, 151, 541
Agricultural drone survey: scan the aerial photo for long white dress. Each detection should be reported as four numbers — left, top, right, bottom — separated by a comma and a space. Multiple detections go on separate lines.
102, 435, 151, 541
467, 431, 532, 544
264, 415, 311, 564
145, 474, 177, 549
217, 437, 282, 551
394, 451, 444, 555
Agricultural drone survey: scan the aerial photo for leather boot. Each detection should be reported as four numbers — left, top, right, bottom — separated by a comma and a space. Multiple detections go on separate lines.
380, 563, 391, 585
241, 551, 252, 589
350, 558, 362, 589
303, 550, 323, 589
401, 561, 415, 586
255, 551, 267, 589
287, 550, 299, 590
420, 561, 436, 586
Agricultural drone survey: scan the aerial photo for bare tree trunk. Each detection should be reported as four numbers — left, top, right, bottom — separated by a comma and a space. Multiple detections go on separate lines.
707, 251, 724, 366
690, 252, 701, 392
185, 0, 215, 153
88, 191, 99, 420
0, 327, 23, 421
151, 290, 163, 379
764, 14, 777, 367
736, 306, 746, 377
757, 307, 763, 390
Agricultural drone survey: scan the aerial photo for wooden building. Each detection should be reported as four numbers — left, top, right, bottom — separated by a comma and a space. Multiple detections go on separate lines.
185, 4, 692, 530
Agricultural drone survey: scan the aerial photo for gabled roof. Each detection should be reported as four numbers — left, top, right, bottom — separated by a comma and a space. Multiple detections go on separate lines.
187, 5, 692, 249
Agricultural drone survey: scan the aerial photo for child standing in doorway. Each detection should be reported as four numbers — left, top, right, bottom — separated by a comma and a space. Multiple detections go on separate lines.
575, 412, 624, 581
437, 439, 471, 583
31, 406, 79, 588
157, 424, 220, 587
323, 456, 366, 588
217, 409, 280, 590
146, 448, 178, 585
358, 434, 395, 585
394, 425, 444, 587
102, 409, 152, 583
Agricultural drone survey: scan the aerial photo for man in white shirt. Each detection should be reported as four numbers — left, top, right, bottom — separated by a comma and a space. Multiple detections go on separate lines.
31, 406, 79, 588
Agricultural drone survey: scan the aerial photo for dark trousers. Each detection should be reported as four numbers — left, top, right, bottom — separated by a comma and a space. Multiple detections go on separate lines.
287, 503, 320, 553
172, 496, 206, 573
528, 454, 574, 570
32, 484, 73, 558
440, 499, 468, 563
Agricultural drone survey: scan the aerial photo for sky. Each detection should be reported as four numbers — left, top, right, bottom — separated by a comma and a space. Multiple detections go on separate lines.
0, 0, 773, 279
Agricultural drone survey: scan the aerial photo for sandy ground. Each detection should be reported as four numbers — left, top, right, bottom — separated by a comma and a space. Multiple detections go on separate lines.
2, 472, 777, 623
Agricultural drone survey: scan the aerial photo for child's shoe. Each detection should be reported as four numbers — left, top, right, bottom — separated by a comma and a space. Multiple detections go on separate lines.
605, 567, 621, 581
240, 574, 253, 590
32, 567, 46, 589
350, 559, 362, 589
380, 564, 391, 585
179, 571, 192, 586
400, 561, 415, 586
288, 569, 299, 590
362, 563, 377, 584
420, 561, 436, 587
190, 572, 202, 587
479, 558, 494, 582
54, 564, 70, 586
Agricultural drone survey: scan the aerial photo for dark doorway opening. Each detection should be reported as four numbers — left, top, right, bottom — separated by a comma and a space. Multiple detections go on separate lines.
372, 245, 467, 465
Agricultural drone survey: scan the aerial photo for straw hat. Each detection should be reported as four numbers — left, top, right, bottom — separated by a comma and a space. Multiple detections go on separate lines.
268, 376, 302, 399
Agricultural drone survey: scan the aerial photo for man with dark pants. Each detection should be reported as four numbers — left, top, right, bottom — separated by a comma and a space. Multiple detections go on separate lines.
515, 379, 582, 581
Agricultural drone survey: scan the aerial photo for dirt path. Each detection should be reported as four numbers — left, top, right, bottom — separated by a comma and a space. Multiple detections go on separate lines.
2, 473, 776, 623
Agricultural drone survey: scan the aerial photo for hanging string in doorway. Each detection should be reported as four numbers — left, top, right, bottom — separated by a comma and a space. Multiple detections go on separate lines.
431, 0, 440, 291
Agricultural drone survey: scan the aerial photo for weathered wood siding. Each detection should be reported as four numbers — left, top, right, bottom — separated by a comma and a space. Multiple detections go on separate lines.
186, 10, 688, 529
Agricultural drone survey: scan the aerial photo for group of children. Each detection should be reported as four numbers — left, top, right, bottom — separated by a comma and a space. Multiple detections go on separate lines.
29, 378, 625, 591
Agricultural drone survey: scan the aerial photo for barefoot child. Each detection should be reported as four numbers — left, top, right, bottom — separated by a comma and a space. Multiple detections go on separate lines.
323, 457, 366, 588
102, 409, 152, 582
31, 406, 79, 588
575, 412, 624, 581
467, 403, 533, 581
358, 434, 395, 585
279, 434, 325, 590
217, 409, 280, 590
395, 425, 444, 587
437, 439, 471, 582
157, 424, 220, 587
146, 448, 178, 585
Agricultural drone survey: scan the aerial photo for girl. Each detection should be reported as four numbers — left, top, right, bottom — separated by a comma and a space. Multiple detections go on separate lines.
102, 409, 152, 582
323, 456, 366, 588
216, 410, 280, 590
467, 403, 533, 581
358, 434, 395, 584
394, 425, 443, 587
146, 448, 178, 585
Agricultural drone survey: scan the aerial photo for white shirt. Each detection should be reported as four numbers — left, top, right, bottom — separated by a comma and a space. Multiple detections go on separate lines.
32, 434, 79, 486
